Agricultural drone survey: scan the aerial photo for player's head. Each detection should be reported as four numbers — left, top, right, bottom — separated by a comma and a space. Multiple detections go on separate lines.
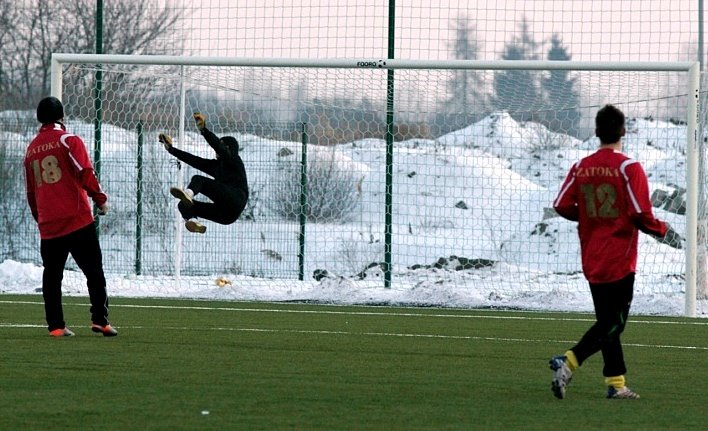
220, 136, 239, 159
595, 104, 625, 144
36, 96, 65, 124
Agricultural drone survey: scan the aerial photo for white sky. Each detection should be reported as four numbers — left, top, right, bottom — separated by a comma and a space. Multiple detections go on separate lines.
170, 0, 703, 117
181, 0, 701, 63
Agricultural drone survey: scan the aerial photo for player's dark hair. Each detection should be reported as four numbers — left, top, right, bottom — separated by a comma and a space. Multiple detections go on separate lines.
221, 136, 239, 158
595, 104, 625, 144
36, 96, 65, 124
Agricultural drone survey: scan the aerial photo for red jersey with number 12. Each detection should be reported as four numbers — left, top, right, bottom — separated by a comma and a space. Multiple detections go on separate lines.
553, 147, 667, 284
24, 123, 107, 239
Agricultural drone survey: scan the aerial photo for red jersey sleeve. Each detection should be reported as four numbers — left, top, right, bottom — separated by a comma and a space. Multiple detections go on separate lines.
65, 134, 108, 206
553, 161, 580, 221
622, 160, 667, 237
24, 166, 39, 221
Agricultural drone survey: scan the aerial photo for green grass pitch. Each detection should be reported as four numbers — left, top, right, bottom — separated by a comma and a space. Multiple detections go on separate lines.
0, 294, 706, 430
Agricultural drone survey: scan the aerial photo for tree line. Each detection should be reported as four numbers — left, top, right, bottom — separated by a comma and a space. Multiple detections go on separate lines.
0, 0, 183, 112
442, 16, 581, 137
1, 4, 580, 141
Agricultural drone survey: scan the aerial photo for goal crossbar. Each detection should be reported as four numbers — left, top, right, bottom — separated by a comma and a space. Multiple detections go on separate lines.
52, 53, 695, 70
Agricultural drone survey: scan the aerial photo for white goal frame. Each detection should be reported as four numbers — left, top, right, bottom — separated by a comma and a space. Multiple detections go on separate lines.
50, 53, 701, 317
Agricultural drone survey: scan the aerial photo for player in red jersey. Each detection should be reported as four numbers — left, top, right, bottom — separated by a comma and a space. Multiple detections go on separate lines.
548, 104, 679, 399
24, 96, 117, 337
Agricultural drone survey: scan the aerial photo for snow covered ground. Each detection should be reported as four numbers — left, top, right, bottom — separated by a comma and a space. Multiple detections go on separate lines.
1, 111, 705, 317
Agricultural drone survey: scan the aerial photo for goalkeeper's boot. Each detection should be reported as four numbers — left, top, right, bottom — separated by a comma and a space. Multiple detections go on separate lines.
549, 355, 573, 399
607, 386, 640, 399
170, 187, 194, 208
91, 323, 118, 337
185, 220, 207, 234
49, 327, 75, 337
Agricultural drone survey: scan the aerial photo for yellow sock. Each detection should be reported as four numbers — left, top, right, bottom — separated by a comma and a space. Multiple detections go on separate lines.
605, 375, 625, 389
564, 350, 580, 371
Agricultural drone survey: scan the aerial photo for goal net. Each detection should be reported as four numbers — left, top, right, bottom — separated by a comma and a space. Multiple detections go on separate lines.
38, 54, 701, 315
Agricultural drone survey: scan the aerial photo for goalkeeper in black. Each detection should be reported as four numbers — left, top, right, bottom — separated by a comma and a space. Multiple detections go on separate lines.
159, 112, 249, 234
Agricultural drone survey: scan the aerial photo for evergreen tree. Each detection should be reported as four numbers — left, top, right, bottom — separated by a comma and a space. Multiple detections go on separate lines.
442, 15, 485, 131
492, 18, 541, 122
542, 34, 581, 136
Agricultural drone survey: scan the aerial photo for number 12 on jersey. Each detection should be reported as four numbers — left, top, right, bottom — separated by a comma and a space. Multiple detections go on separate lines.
580, 183, 619, 218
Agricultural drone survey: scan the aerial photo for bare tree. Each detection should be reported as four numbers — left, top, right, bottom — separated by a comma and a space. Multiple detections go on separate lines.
0, 0, 185, 114
4, 2, 90, 105
0, 0, 21, 109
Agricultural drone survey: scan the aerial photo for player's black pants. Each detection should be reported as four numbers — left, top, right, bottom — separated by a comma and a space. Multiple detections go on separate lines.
178, 175, 248, 224
40, 221, 110, 331
571, 272, 634, 377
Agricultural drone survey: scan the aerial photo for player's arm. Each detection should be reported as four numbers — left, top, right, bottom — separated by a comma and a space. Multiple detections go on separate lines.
553, 163, 579, 221
65, 135, 108, 209
159, 133, 217, 176
24, 163, 39, 221
193, 112, 231, 159
168, 146, 216, 174
624, 161, 667, 238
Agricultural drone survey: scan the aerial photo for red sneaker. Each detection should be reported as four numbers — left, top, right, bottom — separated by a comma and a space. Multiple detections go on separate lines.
49, 328, 75, 337
91, 323, 118, 337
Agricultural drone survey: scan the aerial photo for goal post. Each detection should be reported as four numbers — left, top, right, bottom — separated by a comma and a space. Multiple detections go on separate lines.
49, 53, 701, 316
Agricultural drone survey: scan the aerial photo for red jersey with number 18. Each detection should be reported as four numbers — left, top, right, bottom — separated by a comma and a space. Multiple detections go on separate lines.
553, 147, 667, 284
24, 123, 107, 240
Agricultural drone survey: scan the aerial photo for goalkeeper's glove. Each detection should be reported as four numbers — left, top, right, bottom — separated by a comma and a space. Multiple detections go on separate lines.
158, 133, 172, 150
193, 112, 206, 130
96, 203, 109, 216
652, 222, 684, 249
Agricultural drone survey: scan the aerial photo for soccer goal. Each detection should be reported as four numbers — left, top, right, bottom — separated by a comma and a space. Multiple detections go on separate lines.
46, 53, 701, 316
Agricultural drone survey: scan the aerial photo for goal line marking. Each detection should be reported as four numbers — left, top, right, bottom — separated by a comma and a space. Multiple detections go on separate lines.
1, 299, 706, 326
0, 322, 705, 351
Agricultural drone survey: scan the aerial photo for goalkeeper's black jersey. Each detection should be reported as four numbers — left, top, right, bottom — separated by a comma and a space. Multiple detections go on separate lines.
167, 129, 249, 199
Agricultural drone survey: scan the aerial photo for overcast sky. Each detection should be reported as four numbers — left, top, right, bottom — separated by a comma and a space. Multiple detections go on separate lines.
181, 0, 701, 63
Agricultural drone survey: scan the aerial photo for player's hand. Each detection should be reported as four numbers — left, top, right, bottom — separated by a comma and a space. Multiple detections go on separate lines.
652, 222, 683, 249
661, 223, 684, 249
193, 112, 206, 130
158, 133, 173, 150
96, 203, 109, 216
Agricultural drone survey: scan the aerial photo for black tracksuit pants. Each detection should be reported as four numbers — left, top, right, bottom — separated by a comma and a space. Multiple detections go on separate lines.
178, 175, 248, 225
571, 273, 634, 377
40, 222, 109, 331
